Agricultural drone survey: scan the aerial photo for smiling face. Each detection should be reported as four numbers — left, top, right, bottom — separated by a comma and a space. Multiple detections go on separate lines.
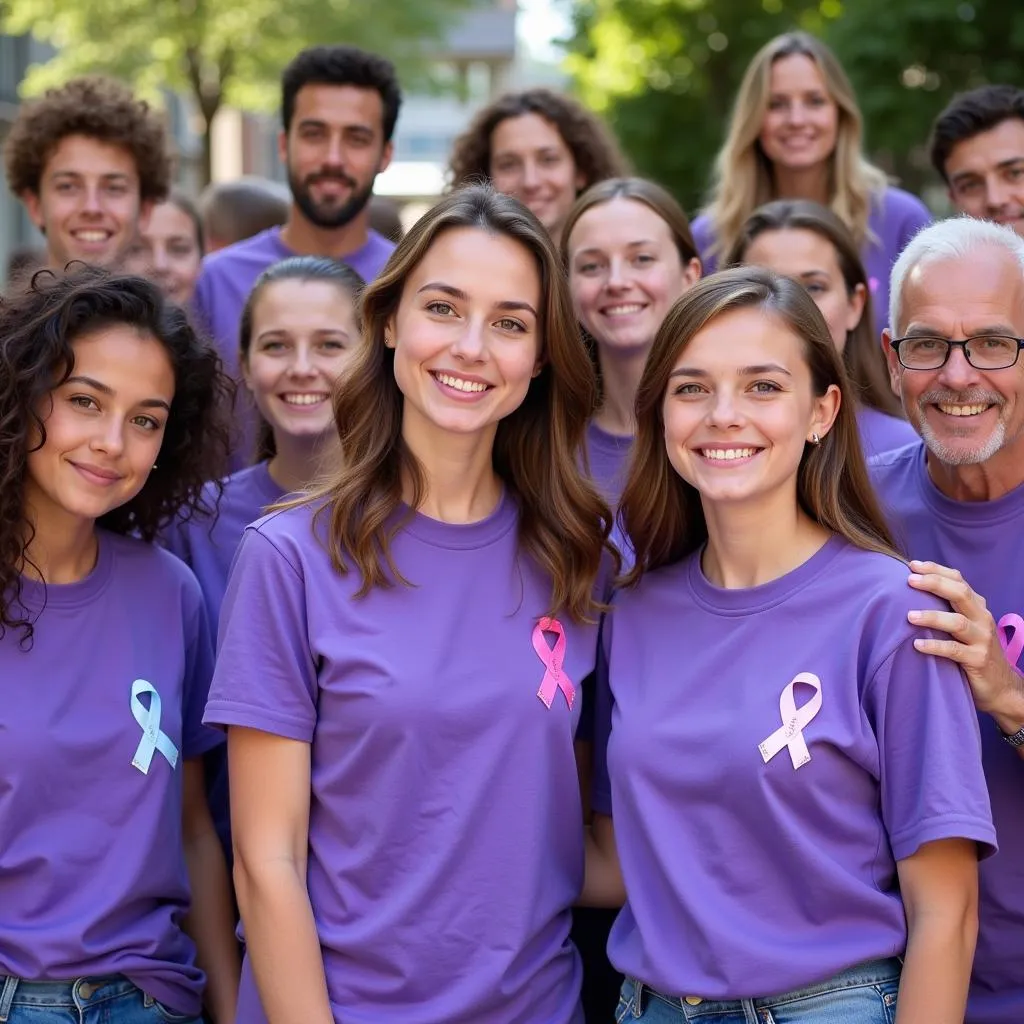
742, 227, 865, 354
389, 226, 543, 451
663, 306, 839, 511
243, 278, 361, 447
489, 113, 585, 242
133, 200, 203, 305
884, 247, 1024, 469
24, 324, 174, 529
22, 134, 150, 270
281, 84, 393, 230
944, 118, 1024, 238
569, 197, 701, 359
758, 54, 839, 175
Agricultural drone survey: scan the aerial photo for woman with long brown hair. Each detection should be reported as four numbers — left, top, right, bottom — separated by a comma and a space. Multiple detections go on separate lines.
727, 198, 917, 457
204, 184, 614, 1024
585, 267, 994, 1022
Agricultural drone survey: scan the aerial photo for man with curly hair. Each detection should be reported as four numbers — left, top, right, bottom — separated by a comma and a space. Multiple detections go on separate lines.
4, 76, 170, 272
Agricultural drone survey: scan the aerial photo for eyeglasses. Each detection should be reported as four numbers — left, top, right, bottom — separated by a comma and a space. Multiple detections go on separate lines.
890, 334, 1024, 371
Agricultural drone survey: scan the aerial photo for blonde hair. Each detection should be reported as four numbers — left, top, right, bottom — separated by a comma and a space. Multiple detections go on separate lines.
704, 32, 888, 264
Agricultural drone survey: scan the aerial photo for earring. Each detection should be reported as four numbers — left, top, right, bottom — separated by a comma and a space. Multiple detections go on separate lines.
152, 463, 158, 470
810, 433, 820, 445
384, 332, 393, 348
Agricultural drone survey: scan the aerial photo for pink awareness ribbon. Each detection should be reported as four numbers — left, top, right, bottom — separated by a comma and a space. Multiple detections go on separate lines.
758, 672, 823, 770
533, 617, 575, 710
998, 613, 1024, 670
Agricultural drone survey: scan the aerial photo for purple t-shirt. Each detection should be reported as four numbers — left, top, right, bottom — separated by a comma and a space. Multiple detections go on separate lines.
584, 421, 633, 508
593, 535, 995, 1000
0, 532, 220, 1015
870, 443, 1024, 1024
204, 493, 606, 1024
692, 187, 931, 336
856, 406, 919, 460
165, 461, 283, 634
192, 226, 395, 468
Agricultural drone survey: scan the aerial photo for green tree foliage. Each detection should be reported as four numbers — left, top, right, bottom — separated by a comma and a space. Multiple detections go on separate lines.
1, 0, 476, 184
565, 0, 1024, 215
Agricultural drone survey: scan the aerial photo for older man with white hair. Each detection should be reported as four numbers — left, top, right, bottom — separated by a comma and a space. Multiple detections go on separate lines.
871, 216, 1024, 1024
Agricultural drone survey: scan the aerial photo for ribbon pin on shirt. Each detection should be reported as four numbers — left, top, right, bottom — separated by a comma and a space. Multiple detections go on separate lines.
759, 672, 823, 770
130, 679, 179, 775
533, 617, 576, 710
998, 613, 1024, 671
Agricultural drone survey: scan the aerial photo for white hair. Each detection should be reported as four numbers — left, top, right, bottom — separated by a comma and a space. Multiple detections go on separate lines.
888, 216, 1024, 334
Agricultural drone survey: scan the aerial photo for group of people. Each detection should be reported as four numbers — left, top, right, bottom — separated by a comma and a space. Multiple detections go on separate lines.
0, 25, 1022, 1024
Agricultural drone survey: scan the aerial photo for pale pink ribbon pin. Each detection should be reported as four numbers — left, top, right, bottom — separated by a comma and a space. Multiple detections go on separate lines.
759, 672, 823, 770
533, 617, 575, 710
998, 613, 1024, 670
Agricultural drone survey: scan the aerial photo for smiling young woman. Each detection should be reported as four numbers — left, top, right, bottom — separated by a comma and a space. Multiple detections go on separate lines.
582, 267, 996, 1024
691, 32, 931, 337
203, 184, 616, 1024
0, 268, 238, 1024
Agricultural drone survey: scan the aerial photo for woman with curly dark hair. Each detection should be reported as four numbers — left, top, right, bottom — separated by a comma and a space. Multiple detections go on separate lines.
0, 268, 240, 1024
447, 88, 629, 246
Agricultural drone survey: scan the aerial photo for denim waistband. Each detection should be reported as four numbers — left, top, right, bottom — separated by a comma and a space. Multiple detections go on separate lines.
628, 956, 902, 1016
0, 975, 138, 1020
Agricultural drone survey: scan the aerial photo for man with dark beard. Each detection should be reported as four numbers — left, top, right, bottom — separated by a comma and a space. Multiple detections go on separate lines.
193, 46, 400, 464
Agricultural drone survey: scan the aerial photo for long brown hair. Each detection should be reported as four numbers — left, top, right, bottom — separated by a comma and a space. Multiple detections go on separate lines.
295, 184, 615, 622
703, 32, 888, 264
726, 199, 904, 418
620, 266, 898, 584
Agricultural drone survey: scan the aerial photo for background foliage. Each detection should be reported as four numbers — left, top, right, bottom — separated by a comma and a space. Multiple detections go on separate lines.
564, 0, 1024, 216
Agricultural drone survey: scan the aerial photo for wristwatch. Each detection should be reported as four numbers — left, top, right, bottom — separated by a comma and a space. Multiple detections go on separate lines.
1001, 726, 1024, 748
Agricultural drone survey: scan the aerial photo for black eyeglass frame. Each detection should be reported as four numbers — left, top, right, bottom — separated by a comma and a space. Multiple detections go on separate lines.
889, 335, 1024, 370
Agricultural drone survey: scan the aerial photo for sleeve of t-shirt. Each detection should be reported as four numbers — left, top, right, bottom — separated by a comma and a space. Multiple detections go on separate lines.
690, 213, 719, 274
590, 612, 615, 817
191, 265, 215, 339
203, 527, 318, 742
866, 634, 997, 862
892, 189, 932, 250
181, 570, 223, 758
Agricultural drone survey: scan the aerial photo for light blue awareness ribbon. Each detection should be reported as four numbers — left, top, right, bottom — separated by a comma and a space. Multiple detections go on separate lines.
130, 679, 179, 774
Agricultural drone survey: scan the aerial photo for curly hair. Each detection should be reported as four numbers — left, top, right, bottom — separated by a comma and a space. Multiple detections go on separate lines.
3, 76, 171, 203
447, 88, 629, 192
282, 46, 402, 141
0, 267, 234, 643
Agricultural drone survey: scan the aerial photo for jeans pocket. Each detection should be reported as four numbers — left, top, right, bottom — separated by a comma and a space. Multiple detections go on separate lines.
878, 980, 898, 1024
146, 1001, 200, 1024
614, 980, 635, 1023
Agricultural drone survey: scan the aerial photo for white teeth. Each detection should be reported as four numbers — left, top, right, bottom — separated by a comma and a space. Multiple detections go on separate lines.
435, 372, 487, 393
937, 403, 989, 417
701, 448, 758, 461
74, 231, 109, 242
282, 393, 328, 406
603, 304, 644, 316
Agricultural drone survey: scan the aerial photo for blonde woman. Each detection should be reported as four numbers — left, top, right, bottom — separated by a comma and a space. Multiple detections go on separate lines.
692, 32, 930, 336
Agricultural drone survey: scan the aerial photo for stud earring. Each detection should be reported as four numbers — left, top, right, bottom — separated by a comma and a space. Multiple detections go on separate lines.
810, 433, 820, 445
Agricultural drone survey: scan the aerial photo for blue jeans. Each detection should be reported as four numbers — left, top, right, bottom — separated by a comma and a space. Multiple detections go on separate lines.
0, 976, 201, 1024
614, 958, 901, 1024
